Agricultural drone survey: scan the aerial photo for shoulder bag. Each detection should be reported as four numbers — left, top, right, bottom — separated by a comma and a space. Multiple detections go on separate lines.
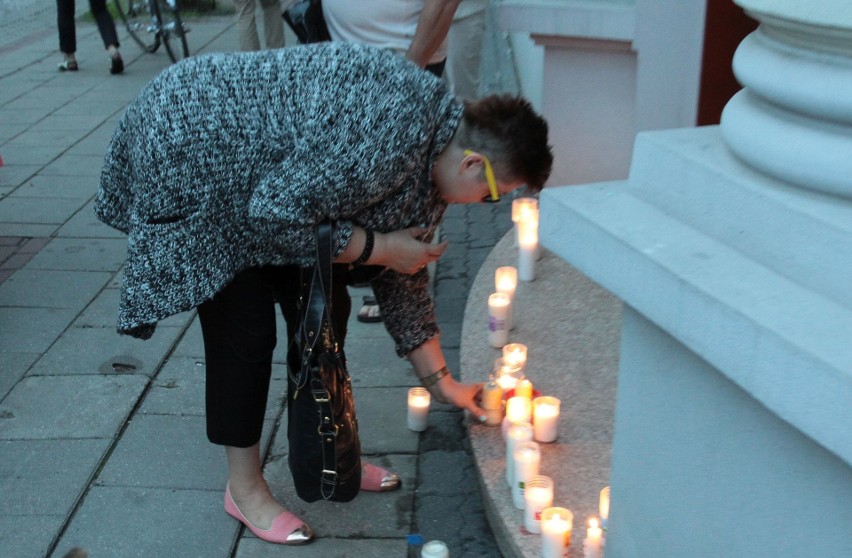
282, 0, 331, 44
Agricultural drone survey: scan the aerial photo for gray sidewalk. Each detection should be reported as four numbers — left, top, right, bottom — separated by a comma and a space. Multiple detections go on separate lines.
0, 7, 511, 558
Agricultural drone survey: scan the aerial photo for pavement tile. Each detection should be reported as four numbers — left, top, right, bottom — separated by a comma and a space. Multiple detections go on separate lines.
0, 438, 111, 515
0, 306, 77, 353
27, 324, 182, 377
95, 413, 273, 490
169, 318, 207, 359
348, 387, 421, 455
37, 153, 104, 177
0, 269, 110, 308
343, 334, 416, 388
0, 374, 147, 440
53, 486, 236, 558
24, 237, 127, 271
0, 222, 57, 237
56, 199, 125, 238
0, 195, 89, 224
0, 143, 65, 166
265, 452, 416, 539
13, 174, 99, 199
236, 537, 408, 558
0, 514, 63, 558
0, 350, 38, 400
73, 287, 195, 329
140, 356, 287, 420
0, 163, 40, 188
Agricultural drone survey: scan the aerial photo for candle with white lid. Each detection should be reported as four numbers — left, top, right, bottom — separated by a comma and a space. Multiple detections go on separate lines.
583, 517, 604, 558
523, 475, 554, 533
493, 358, 523, 391
599, 486, 610, 530
533, 396, 560, 443
515, 377, 534, 400
421, 540, 450, 558
495, 266, 518, 330
502, 343, 527, 371
541, 507, 573, 558
407, 387, 430, 432
512, 440, 540, 509
518, 216, 538, 282
506, 422, 533, 487
487, 292, 511, 348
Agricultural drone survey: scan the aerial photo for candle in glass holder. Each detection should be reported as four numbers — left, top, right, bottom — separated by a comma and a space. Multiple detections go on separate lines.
481, 375, 504, 426
533, 396, 560, 443
512, 197, 539, 246
495, 266, 518, 330
541, 507, 573, 558
421, 540, 450, 558
407, 387, 430, 432
506, 396, 532, 424
524, 475, 554, 533
487, 292, 511, 348
583, 517, 604, 558
502, 343, 527, 371
518, 217, 538, 282
514, 377, 534, 400
506, 422, 533, 487
599, 486, 610, 530
512, 440, 540, 509
493, 358, 523, 392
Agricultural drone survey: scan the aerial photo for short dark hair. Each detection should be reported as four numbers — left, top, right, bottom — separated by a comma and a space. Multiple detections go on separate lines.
456, 95, 553, 192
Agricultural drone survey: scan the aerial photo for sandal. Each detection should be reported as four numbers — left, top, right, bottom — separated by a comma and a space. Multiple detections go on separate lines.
58, 60, 78, 72
357, 295, 382, 323
109, 53, 124, 75
360, 463, 401, 492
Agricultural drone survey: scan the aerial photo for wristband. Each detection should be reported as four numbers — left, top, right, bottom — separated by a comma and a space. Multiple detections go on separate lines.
420, 366, 450, 388
352, 229, 374, 266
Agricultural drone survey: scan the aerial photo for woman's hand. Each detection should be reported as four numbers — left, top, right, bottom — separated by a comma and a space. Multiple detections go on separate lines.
373, 227, 448, 275
428, 376, 486, 421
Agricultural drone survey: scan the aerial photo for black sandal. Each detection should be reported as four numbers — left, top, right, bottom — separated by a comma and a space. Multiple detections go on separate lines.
58, 60, 78, 72
357, 295, 382, 323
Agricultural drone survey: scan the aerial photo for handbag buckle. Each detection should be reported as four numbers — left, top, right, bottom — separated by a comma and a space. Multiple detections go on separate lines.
318, 424, 339, 436
313, 390, 330, 403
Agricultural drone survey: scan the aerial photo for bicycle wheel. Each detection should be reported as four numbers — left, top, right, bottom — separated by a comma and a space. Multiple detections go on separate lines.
114, 0, 161, 53
156, 0, 191, 63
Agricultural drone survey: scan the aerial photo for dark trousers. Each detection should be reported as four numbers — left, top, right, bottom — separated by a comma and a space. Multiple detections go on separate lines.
197, 265, 351, 448
57, 0, 120, 54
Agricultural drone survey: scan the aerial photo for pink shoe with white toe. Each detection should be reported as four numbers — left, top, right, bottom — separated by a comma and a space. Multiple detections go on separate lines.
224, 484, 314, 545
360, 463, 402, 492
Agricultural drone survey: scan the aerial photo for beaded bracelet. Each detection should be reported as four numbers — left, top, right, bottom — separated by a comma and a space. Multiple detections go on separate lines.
420, 366, 450, 387
352, 229, 374, 266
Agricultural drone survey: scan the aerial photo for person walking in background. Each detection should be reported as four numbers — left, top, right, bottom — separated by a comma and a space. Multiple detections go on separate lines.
233, 0, 285, 51
322, 0, 463, 322
95, 43, 552, 545
56, 0, 123, 73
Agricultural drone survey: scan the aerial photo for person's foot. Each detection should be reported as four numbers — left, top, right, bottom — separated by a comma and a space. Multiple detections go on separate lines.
360, 463, 401, 492
58, 60, 78, 72
224, 483, 313, 545
109, 53, 123, 75
357, 295, 382, 323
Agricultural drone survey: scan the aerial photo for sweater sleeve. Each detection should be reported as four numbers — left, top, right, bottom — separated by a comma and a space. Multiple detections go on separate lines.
371, 268, 439, 357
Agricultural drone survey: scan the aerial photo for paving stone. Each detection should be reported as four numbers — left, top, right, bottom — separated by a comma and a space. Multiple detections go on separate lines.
0, 195, 89, 224
0, 222, 57, 237
0, 438, 111, 515
0, 269, 110, 308
53, 486, 236, 558
349, 387, 420, 455
74, 287, 195, 329
95, 413, 252, 490
56, 199, 126, 239
27, 325, 182, 377
25, 237, 126, 271
0, 375, 147, 440
0, 350, 37, 400
0, 514, 63, 558
14, 174, 100, 199
0, 164, 40, 188
0, 306, 77, 353
343, 334, 415, 388
236, 537, 408, 558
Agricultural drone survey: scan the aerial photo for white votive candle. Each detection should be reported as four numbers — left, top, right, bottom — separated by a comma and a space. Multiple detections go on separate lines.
407, 387, 430, 432
583, 517, 604, 558
506, 422, 533, 487
599, 486, 610, 530
495, 266, 518, 330
502, 343, 527, 371
524, 475, 554, 533
502, 396, 533, 440
494, 358, 523, 391
487, 292, 511, 348
541, 507, 573, 558
533, 396, 560, 443
512, 441, 541, 509
518, 217, 538, 282
421, 540, 450, 558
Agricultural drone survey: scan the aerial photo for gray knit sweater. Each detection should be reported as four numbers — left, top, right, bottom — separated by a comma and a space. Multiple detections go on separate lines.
95, 42, 462, 356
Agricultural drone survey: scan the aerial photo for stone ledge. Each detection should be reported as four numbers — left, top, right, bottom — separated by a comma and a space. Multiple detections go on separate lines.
460, 232, 621, 558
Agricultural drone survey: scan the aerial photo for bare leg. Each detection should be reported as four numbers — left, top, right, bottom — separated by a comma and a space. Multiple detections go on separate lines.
225, 443, 288, 530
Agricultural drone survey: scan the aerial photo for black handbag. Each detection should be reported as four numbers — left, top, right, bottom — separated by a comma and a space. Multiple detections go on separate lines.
287, 223, 361, 502
282, 0, 331, 44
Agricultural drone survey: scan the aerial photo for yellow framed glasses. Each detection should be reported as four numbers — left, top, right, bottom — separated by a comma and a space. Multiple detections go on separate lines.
464, 149, 500, 202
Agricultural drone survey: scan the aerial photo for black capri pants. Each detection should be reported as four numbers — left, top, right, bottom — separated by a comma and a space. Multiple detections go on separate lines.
197, 265, 351, 448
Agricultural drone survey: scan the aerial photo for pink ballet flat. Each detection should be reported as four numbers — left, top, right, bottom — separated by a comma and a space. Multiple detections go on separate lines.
224, 484, 314, 545
360, 463, 402, 492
